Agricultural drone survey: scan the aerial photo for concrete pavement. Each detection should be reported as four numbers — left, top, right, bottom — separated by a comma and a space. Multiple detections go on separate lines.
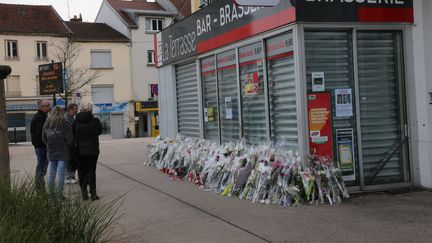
9, 137, 432, 243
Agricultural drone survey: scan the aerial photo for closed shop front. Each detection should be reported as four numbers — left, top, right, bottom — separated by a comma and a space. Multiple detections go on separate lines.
156, 0, 428, 190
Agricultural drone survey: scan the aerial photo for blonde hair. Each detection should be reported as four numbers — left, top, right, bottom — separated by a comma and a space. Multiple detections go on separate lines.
44, 106, 65, 129
81, 103, 93, 112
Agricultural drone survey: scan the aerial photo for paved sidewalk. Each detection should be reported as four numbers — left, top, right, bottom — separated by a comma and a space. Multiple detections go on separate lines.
9, 138, 432, 243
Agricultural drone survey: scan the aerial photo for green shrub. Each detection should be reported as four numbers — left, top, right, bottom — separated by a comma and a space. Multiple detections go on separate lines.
0, 178, 123, 243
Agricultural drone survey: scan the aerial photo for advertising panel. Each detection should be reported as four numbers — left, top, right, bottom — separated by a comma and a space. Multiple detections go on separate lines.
336, 128, 356, 181
38, 62, 63, 95
308, 92, 333, 160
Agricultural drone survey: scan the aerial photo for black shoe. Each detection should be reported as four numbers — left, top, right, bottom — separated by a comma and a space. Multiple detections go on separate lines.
82, 194, 89, 200
91, 194, 100, 201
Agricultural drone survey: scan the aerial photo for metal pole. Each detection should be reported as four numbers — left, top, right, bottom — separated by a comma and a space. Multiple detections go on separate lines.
0, 65, 12, 186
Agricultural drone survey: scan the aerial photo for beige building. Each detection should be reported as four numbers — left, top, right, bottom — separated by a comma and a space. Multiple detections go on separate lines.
1, 3, 70, 142
65, 20, 134, 138
1, 3, 134, 141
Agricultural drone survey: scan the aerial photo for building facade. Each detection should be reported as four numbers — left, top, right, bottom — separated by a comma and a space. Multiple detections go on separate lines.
95, 0, 191, 137
1, 3, 134, 141
65, 20, 134, 139
156, 0, 432, 190
0, 3, 70, 142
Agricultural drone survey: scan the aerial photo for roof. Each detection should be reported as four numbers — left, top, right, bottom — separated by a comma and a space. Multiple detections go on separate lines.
0, 3, 69, 36
107, 0, 166, 27
106, 0, 191, 27
170, 0, 191, 18
65, 21, 129, 42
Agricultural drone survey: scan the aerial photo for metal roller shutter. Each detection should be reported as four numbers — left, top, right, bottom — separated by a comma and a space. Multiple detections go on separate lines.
217, 50, 241, 143
201, 57, 219, 141
239, 42, 267, 144
357, 31, 406, 185
267, 33, 298, 148
176, 62, 200, 138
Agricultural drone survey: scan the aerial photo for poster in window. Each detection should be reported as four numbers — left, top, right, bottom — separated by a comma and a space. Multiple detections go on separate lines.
335, 88, 353, 117
225, 97, 233, 120
244, 71, 259, 96
336, 128, 356, 181
312, 72, 325, 92
207, 107, 214, 122
307, 92, 333, 160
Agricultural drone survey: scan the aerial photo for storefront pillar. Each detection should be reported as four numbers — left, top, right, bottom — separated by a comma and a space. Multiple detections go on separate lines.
411, 0, 432, 188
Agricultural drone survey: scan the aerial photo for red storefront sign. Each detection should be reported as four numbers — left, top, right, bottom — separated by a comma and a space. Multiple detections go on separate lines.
307, 92, 333, 160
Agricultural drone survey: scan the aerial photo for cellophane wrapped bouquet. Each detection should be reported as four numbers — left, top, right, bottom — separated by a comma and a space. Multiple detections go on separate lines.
147, 135, 349, 206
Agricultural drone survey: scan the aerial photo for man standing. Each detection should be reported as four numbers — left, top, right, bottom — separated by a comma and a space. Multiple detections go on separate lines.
64, 103, 78, 184
30, 99, 51, 190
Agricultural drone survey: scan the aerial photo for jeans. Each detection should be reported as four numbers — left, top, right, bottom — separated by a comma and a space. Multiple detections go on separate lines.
34, 148, 48, 190
48, 160, 66, 196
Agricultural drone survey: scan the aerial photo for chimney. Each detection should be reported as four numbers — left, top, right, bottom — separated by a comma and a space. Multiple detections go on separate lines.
70, 13, 82, 22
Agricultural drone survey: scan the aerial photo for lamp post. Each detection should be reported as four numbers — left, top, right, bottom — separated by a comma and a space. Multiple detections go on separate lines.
0, 65, 12, 186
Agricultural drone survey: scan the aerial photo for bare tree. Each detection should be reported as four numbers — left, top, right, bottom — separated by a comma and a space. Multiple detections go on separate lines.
51, 41, 100, 108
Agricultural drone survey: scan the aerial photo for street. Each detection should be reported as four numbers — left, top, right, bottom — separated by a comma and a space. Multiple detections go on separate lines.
9, 137, 432, 243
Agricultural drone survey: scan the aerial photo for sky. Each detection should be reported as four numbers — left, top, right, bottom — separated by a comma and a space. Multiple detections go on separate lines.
0, 0, 104, 22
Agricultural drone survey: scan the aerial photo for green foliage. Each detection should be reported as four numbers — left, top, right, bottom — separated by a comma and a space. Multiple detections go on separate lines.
0, 178, 123, 243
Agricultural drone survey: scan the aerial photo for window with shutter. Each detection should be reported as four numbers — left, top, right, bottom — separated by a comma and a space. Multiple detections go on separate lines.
201, 56, 219, 141
266, 32, 298, 148
217, 50, 240, 143
239, 42, 266, 144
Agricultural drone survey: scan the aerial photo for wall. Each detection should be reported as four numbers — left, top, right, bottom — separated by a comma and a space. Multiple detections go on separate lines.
0, 35, 67, 98
73, 42, 132, 103
412, 0, 432, 188
95, 1, 130, 38
130, 15, 172, 101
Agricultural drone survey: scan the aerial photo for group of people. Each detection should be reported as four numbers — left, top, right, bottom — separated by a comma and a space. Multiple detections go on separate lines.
30, 99, 102, 201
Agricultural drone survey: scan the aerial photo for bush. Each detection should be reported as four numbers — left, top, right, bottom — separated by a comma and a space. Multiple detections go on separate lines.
0, 178, 123, 243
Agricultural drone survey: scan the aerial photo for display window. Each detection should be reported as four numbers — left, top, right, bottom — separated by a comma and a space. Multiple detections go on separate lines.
201, 56, 219, 141
217, 50, 241, 143
266, 31, 298, 149
239, 42, 266, 144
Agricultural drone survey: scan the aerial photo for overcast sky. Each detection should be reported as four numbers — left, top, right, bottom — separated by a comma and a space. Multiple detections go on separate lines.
0, 0, 104, 22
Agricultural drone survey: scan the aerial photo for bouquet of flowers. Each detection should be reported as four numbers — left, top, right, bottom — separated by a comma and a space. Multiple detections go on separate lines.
146, 136, 350, 207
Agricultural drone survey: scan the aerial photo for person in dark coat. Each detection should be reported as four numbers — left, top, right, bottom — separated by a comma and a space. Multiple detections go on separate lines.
42, 106, 73, 198
73, 103, 102, 201
30, 99, 51, 190
64, 103, 79, 184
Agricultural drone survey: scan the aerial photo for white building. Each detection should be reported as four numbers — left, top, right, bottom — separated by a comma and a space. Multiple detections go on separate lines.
95, 0, 191, 137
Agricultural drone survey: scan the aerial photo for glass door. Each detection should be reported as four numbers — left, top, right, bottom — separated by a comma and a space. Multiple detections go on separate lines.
357, 31, 409, 186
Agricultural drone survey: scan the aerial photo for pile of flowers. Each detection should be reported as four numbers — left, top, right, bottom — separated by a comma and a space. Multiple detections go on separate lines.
146, 135, 349, 206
